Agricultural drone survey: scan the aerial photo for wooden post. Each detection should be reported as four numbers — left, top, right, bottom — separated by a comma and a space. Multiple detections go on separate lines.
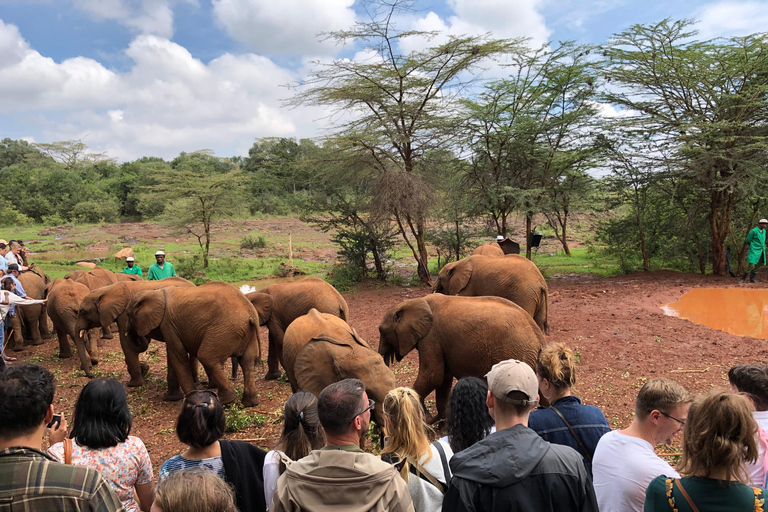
289, 233, 293, 268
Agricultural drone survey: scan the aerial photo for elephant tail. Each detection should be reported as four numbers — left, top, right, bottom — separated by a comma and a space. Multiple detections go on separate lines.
536, 287, 549, 336
248, 317, 262, 366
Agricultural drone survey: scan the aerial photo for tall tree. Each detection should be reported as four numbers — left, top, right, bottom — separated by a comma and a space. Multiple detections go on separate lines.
289, 0, 518, 283
603, 20, 768, 275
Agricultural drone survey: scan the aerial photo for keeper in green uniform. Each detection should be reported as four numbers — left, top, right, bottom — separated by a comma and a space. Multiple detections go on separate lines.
741, 219, 768, 283
147, 250, 176, 280
121, 256, 142, 278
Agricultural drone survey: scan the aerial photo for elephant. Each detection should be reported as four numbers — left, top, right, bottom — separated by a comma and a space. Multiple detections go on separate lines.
89, 267, 119, 285
378, 294, 546, 422
245, 278, 349, 380
47, 279, 100, 376
72, 272, 110, 291
13, 269, 53, 346
472, 243, 505, 257
75, 277, 195, 389
282, 309, 395, 427
433, 254, 549, 334
125, 281, 262, 407
115, 273, 142, 282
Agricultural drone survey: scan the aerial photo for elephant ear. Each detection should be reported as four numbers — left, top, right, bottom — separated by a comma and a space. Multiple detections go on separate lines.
294, 338, 347, 395
448, 259, 473, 295
131, 290, 166, 337
247, 292, 272, 326
394, 298, 433, 356
98, 286, 130, 331
348, 325, 371, 349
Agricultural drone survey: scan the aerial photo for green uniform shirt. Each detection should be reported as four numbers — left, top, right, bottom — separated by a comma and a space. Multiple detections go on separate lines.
122, 265, 142, 278
147, 262, 176, 280
745, 226, 767, 265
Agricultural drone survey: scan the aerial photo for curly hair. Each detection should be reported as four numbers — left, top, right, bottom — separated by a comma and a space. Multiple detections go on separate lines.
446, 377, 494, 453
536, 342, 576, 389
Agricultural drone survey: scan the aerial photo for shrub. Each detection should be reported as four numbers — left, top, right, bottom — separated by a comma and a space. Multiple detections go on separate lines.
69, 198, 120, 224
225, 406, 266, 432
0, 205, 32, 227
325, 262, 364, 292
173, 253, 203, 279
240, 234, 267, 250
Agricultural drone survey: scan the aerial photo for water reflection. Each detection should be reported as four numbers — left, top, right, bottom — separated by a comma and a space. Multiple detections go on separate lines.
662, 288, 768, 339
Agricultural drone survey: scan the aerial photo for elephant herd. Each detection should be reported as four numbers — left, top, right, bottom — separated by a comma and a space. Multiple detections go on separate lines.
31, 253, 549, 423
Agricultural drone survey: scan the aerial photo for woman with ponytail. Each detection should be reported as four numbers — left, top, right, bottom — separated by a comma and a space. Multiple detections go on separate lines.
380, 387, 453, 512
529, 342, 610, 477
644, 390, 768, 511
263, 392, 325, 509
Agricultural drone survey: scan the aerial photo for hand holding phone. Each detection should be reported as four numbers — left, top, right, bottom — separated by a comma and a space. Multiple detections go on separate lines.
46, 413, 68, 445
47, 414, 61, 429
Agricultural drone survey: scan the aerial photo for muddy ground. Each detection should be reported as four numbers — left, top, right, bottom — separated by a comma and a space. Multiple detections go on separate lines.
11, 268, 763, 471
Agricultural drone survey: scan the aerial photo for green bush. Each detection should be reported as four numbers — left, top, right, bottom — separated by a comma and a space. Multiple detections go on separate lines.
325, 262, 364, 292
69, 198, 120, 224
225, 405, 266, 432
173, 253, 203, 279
0, 205, 32, 227
41, 213, 66, 226
240, 234, 267, 250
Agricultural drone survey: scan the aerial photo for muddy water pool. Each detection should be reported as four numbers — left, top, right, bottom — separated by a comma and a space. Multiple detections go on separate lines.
662, 288, 768, 339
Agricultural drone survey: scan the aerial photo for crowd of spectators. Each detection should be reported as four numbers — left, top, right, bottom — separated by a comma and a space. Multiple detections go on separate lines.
3, 348, 768, 512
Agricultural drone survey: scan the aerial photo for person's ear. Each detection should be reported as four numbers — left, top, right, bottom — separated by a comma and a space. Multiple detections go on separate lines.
44, 404, 54, 425
649, 409, 662, 425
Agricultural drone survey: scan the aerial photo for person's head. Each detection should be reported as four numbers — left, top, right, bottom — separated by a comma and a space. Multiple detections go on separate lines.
9, 241, 21, 255
70, 378, 132, 449
155, 251, 165, 264
0, 242, 7, 254
634, 378, 692, 444
536, 342, 577, 400
7, 263, 19, 277
759, 219, 768, 230
679, 390, 758, 483
176, 390, 225, 449
151, 468, 237, 512
317, 378, 371, 442
485, 359, 539, 427
446, 377, 495, 453
277, 392, 325, 470
126, 256, 135, 268
728, 364, 768, 411
0, 364, 55, 442
381, 387, 430, 465
2, 277, 15, 292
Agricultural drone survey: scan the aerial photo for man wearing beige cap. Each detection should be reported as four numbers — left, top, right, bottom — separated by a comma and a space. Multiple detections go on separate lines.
741, 219, 768, 283
121, 256, 142, 278
443, 359, 597, 512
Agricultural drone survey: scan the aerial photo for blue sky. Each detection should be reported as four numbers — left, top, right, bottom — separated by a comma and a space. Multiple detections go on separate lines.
1, 0, 766, 161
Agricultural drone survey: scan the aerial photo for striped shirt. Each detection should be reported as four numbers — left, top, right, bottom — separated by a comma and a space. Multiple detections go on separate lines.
0, 446, 124, 512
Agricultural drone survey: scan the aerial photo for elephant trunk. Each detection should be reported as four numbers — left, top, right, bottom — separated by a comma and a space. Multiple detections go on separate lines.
100, 318, 114, 340
378, 334, 395, 366
432, 277, 444, 294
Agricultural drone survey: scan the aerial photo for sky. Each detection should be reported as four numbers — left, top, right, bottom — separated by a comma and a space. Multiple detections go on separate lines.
1, 0, 767, 162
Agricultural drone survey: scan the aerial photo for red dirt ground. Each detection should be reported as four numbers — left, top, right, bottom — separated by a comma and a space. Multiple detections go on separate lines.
11, 270, 763, 473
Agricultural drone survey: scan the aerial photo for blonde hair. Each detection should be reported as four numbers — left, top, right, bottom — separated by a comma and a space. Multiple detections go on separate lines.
380, 387, 431, 480
154, 469, 237, 512
678, 390, 758, 483
536, 342, 576, 389
635, 378, 691, 420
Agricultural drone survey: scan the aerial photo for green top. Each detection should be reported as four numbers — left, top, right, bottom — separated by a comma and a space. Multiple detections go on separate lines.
0, 446, 123, 512
644, 475, 765, 512
147, 262, 176, 281
745, 226, 767, 265
122, 265, 142, 277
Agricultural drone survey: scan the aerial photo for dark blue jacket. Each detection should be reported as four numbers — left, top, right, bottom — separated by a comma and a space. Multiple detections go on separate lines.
528, 396, 610, 478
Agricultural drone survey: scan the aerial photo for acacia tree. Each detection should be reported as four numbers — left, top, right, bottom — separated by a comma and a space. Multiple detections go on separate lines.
603, 20, 768, 275
289, 0, 518, 284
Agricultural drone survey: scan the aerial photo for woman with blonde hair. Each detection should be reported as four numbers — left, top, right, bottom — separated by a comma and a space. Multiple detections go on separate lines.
644, 390, 767, 511
150, 468, 237, 512
380, 387, 453, 512
529, 342, 610, 477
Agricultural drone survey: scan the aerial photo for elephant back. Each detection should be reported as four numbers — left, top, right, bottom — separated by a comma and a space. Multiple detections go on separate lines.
18, 271, 46, 299
472, 242, 505, 257
262, 278, 349, 328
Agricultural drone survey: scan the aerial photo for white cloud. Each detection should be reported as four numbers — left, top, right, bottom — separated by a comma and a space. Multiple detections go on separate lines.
696, 1, 768, 39
71, 0, 193, 38
211, 0, 356, 56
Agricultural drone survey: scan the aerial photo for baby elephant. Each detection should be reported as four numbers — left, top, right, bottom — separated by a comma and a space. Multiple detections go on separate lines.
282, 309, 395, 427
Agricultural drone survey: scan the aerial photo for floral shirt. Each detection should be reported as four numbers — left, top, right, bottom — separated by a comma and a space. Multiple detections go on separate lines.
48, 436, 153, 512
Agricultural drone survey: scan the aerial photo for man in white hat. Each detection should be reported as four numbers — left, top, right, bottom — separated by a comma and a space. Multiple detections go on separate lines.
444, 359, 597, 512
147, 251, 176, 281
741, 219, 768, 283
121, 256, 142, 279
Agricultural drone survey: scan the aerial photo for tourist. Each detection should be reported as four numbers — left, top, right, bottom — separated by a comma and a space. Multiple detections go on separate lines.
0, 364, 122, 510
728, 363, 768, 487
644, 390, 767, 511
592, 378, 692, 512
151, 468, 238, 512
2, 263, 31, 353
147, 251, 176, 280
5, 241, 29, 271
0, 275, 46, 365
263, 391, 325, 509
444, 359, 597, 512
272, 378, 414, 512
122, 256, 143, 278
439, 377, 495, 453
529, 342, 611, 477
381, 387, 452, 512
741, 218, 768, 283
47, 378, 154, 512
159, 390, 267, 512
0, 240, 9, 273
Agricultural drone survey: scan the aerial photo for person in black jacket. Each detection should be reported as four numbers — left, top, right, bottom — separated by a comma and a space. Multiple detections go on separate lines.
443, 359, 598, 512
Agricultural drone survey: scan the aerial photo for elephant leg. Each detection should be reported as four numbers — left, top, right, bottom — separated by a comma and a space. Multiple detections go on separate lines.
71, 329, 94, 378
230, 355, 239, 380
239, 336, 261, 408
412, 357, 445, 424
199, 356, 237, 406
164, 358, 184, 402
40, 305, 53, 339
29, 317, 43, 346
265, 326, 284, 380
190, 357, 200, 384
55, 325, 73, 359
165, 335, 197, 399
121, 332, 146, 387
433, 373, 454, 424
9, 314, 24, 351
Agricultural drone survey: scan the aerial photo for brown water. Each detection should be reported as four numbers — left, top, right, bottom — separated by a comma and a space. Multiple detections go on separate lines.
662, 288, 768, 339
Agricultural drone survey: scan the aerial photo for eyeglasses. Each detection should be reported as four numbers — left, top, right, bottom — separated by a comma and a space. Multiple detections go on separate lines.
660, 411, 685, 426
351, 399, 375, 422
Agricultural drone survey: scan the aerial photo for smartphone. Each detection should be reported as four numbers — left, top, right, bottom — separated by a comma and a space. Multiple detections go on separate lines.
47, 414, 61, 429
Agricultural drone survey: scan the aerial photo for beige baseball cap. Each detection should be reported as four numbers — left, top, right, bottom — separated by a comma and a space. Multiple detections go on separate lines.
126, 256, 135, 262
486, 359, 539, 406
760, 219, 768, 224
155, 251, 165, 256
0, 239, 7, 245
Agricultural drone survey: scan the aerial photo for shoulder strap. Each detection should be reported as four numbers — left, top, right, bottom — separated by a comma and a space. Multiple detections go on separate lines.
549, 405, 593, 462
432, 440, 451, 486
405, 455, 447, 494
64, 438, 73, 465
674, 479, 699, 512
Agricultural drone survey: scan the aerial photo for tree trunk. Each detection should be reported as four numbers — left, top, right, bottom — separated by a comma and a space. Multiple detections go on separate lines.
454, 220, 461, 261
561, 222, 571, 256
525, 213, 533, 260
500, 212, 507, 238
709, 188, 734, 276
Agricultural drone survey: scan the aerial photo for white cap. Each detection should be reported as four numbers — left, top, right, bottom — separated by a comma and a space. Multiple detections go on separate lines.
155, 251, 165, 256
496, 235, 504, 241
126, 256, 135, 262
760, 219, 768, 224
